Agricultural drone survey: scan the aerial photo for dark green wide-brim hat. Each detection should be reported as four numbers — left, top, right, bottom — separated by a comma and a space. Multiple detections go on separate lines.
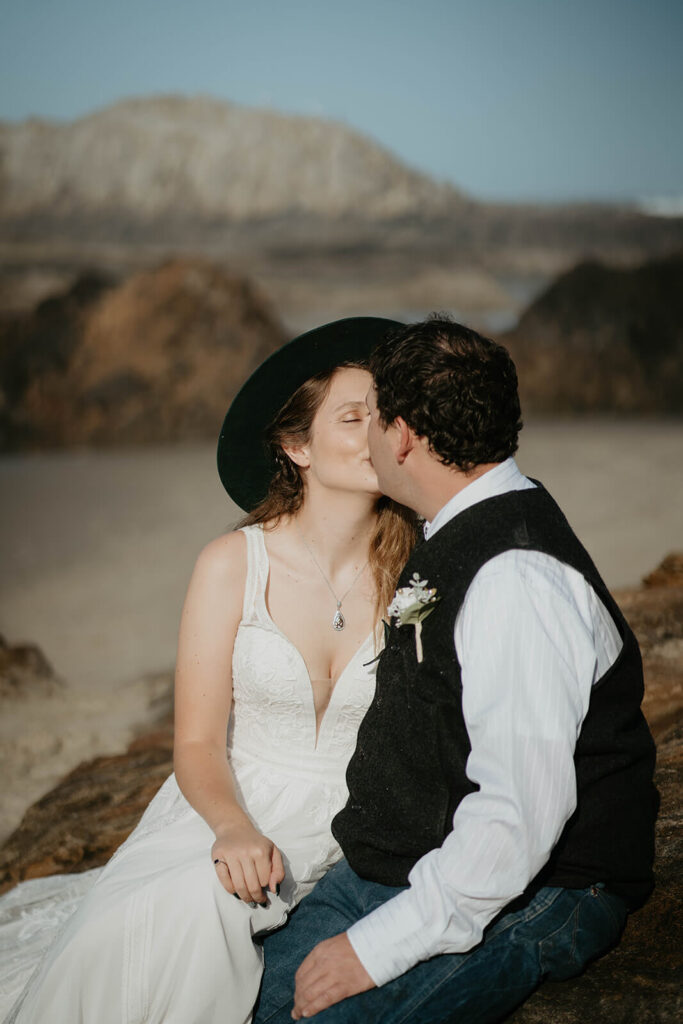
217, 316, 403, 511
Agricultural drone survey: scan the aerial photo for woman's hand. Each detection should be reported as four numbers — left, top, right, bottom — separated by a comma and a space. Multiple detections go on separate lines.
211, 821, 285, 903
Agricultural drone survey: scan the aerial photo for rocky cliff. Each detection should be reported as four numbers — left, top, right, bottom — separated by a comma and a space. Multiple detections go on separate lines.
3, 249, 682, 452
0, 257, 287, 448
0, 95, 459, 227
1, 95, 681, 267
502, 251, 683, 414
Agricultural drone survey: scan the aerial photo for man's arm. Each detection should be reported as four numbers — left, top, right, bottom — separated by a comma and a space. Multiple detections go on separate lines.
293, 552, 620, 1014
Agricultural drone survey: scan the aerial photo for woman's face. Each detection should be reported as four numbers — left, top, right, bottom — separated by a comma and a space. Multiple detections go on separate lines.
293, 367, 380, 497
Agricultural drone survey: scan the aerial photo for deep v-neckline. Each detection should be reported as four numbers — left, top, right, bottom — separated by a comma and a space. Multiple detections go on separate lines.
256, 528, 374, 747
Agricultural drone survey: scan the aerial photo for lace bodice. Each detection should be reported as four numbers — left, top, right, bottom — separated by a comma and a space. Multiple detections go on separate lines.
229, 525, 377, 767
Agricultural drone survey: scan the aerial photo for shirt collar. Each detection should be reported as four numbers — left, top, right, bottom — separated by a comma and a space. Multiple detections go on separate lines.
423, 458, 530, 540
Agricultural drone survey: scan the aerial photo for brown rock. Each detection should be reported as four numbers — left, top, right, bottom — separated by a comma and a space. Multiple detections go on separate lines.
0, 272, 112, 447
643, 552, 683, 590
501, 252, 683, 414
0, 257, 287, 449
0, 634, 63, 700
616, 583, 683, 655
0, 715, 173, 893
509, 556, 683, 1021
510, 724, 682, 1024
613, 568, 683, 741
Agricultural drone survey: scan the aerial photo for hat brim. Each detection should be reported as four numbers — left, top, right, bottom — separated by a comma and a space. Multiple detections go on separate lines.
217, 316, 403, 511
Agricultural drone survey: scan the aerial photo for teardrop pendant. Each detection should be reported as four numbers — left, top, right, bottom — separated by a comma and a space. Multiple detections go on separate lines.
332, 608, 345, 631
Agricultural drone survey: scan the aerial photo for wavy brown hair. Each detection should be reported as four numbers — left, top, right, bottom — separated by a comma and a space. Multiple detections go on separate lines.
240, 365, 417, 623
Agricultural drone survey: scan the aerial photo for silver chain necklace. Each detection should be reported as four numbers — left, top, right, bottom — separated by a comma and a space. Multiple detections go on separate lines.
296, 525, 368, 631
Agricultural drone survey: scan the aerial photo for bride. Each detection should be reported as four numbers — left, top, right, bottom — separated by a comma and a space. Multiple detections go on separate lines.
0, 317, 416, 1024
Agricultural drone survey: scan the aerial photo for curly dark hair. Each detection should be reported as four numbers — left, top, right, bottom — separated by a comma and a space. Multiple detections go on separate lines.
370, 316, 523, 471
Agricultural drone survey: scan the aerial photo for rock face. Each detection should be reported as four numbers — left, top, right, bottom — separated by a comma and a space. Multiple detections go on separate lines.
2, 96, 682, 267
0, 257, 287, 448
510, 724, 681, 1024
1, 556, 681, 1020
643, 552, 683, 590
511, 555, 683, 1023
0, 633, 174, 845
502, 252, 683, 414
0, 95, 459, 226
0, 723, 173, 891
0, 635, 63, 701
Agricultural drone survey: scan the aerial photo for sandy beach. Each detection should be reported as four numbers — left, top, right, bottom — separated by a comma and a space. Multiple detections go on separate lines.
1, 418, 682, 840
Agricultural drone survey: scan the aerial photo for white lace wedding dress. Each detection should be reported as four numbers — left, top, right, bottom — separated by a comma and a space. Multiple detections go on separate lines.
0, 525, 377, 1023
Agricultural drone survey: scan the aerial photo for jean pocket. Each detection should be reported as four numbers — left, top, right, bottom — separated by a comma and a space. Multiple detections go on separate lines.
589, 883, 628, 933
539, 885, 626, 981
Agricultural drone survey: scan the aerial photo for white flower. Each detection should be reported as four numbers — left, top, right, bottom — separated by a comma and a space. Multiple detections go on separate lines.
388, 573, 440, 661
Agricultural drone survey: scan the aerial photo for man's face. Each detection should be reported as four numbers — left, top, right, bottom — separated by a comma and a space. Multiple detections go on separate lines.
365, 384, 401, 499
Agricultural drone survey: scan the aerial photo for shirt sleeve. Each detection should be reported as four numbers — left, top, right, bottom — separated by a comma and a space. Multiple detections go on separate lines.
347, 550, 608, 987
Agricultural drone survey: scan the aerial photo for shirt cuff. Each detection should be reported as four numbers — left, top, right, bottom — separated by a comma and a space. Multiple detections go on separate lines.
346, 889, 432, 987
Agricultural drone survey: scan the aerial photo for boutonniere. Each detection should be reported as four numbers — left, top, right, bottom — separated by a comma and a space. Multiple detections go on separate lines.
387, 572, 440, 663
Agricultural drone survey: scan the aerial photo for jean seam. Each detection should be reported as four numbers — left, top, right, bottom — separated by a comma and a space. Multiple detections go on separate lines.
592, 887, 626, 932
570, 900, 580, 961
390, 956, 473, 1024
538, 894, 589, 973
488, 886, 565, 941
387, 894, 567, 1024
542, 898, 582, 945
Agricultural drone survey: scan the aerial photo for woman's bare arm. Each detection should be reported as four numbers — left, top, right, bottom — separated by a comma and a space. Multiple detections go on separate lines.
173, 531, 284, 901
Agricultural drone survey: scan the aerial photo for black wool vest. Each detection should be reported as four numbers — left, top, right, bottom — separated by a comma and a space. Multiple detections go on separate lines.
332, 484, 658, 910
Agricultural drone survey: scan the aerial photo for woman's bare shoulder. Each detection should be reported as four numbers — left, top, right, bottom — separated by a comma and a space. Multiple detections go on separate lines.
191, 529, 248, 594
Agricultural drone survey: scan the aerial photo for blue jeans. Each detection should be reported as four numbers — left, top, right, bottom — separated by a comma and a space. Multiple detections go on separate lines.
254, 859, 627, 1024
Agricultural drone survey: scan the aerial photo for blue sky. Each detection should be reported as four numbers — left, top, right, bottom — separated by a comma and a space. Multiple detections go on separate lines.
1, 0, 681, 202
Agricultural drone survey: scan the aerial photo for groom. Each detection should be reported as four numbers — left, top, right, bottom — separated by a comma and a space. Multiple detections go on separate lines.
254, 317, 658, 1023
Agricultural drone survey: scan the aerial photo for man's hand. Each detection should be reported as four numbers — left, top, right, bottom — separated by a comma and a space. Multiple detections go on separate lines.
292, 932, 375, 1019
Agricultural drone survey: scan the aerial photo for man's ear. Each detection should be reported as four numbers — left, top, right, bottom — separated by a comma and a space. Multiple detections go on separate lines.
281, 443, 310, 469
394, 417, 417, 464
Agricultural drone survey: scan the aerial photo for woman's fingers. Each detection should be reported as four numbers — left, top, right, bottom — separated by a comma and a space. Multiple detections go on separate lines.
226, 859, 255, 902
269, 845, 285, 891
241, 857, 268, 903
223, 853, 268, 902
214, 855, 252, 902
212, 834, 282, 903
255, 848, 273, 890
213, 859, 235, 895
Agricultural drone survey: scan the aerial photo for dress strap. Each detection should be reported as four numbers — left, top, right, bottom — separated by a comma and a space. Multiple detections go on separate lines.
238, 525, 270, 624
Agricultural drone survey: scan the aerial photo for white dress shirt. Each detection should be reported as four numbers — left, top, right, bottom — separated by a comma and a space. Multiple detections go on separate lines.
347, 458, 623, 986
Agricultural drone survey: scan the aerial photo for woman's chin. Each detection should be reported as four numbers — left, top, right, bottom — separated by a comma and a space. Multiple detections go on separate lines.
362, 472, 382, 497
349, 481, 382, 501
